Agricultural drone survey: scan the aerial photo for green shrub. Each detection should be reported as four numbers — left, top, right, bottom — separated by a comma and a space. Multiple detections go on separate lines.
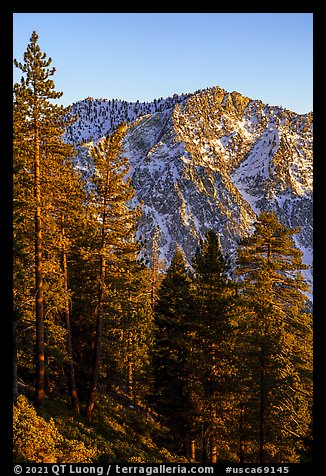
13, 395, 96, 463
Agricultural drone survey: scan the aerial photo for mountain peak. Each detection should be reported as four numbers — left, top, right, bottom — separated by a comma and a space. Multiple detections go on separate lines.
65, 85, 313, 298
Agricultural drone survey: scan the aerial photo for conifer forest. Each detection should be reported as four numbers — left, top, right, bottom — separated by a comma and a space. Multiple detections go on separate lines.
13, 32, 313, 465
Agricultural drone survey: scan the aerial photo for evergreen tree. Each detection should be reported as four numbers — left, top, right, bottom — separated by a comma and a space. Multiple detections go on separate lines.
110, 259, 155, 404
65, 207, 100, 403
192, 230, 237, 463
84, 123, 142, 420
235, 211, 312, 463
13, 80, 35, 399
48, 151, 88, 413
150, 226, 165, 308
13, 31, 78, 407
152, 247, 197, 460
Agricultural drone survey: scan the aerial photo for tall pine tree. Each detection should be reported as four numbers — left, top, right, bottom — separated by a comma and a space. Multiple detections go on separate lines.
235, 211, 312, 463
13, 31, 78, 407
192, 230, 237, 463
84, 123, 142, 420
152, 247, 197, 460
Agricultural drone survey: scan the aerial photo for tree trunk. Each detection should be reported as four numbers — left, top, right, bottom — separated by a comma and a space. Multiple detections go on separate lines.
239, 402, 245, 463
190, 439, 196, 462
259, 342, 266, 463
85, 254, 105, 420
183, 434, 196, 461
13, 309, 19, 402
127, 331, 134, 400
183, 434, 190, 460
209, 339, 217, 463
209, 406, 217, 463
210, 435, 217, 463
61, 215, 80, 414
34, 112, 45, 408
202, 435, 210, 463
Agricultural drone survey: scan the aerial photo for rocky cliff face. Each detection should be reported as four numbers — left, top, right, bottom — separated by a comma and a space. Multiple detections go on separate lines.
65, 85, 313, 293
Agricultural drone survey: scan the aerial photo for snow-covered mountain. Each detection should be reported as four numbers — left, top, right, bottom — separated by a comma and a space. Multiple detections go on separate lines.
64, 85, 313, 293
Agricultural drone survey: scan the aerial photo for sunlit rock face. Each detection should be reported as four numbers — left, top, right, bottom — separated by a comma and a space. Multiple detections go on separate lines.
65, 85, 313, 293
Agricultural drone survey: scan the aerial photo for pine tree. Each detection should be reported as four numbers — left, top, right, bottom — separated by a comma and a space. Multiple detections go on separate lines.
84, 123, 142, 420
13, 80, 34, 399
49, 151, 88, 413
64, 207, 100, 403
13, 31, 78, 407
150, 226, 162, 308
192, 230, 237, 463
152, 247, 197, 460
112, 259, 155, 404
235, 211, 312, 463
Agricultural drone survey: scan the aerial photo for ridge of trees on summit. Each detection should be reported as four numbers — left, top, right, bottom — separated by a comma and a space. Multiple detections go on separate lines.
13, 31, 312, 464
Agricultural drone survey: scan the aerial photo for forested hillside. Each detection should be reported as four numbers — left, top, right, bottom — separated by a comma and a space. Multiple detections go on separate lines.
13, 32, 313, 465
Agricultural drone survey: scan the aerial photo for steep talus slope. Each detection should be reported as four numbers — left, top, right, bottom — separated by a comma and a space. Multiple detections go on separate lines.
66, 85, 313, 290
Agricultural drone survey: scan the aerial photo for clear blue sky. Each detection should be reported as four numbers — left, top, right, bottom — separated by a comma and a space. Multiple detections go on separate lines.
13, 13, 313, 114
